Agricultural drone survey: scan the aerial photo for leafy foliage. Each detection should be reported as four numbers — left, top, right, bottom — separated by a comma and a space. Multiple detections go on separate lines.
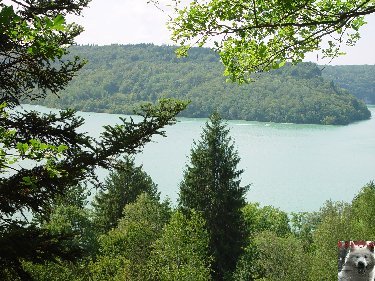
0, 2, 190, 280
242, 203, 290, 238
234, 182, 375, 281
309, 182, 375, 281
23, 186, 96, 281
0, 1, 94, 279
251, 231, 311, 281
234, 203, 292, 280
1, 99, 185, 220
166, 0, 375, 82
95, 193, 171, 280
147, 210, 212, 281
1, 0, 374, 279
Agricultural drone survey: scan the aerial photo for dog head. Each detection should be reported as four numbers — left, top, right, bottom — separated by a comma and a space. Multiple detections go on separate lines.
344, 241, 375, 275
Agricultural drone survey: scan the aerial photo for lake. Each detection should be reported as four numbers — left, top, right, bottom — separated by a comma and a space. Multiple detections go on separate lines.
20, 104, 375, 213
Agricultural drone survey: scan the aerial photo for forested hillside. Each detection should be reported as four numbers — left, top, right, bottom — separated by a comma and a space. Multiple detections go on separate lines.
322, 65, 375, 104
29, 44, 371, 125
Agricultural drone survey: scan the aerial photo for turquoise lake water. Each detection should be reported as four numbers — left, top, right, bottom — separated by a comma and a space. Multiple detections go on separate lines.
20, 105, 375, 213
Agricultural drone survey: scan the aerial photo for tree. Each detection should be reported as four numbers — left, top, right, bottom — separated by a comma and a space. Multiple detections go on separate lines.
242, 202, 290, 238
22, 202, 98, 281
0, 1, 91, 278
233, 203, 291, 280
283, 182, 375, 281
0, 98, 186, 280
147, 210, 212, 281
290, 211, 321, 253
93, 157, 159, 232
349, 181, 375, 238
23, 193, 171, 281
0, 0, 89, 105
309, 200, 352, 281
165, 0, 375, 82
179, 112, 250, 280
235, 231, 311, 281
95, 193, 171, 281
0, 1, 188, 279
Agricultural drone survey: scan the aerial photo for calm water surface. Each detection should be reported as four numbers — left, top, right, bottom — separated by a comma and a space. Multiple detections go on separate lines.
21, 105, 375, 213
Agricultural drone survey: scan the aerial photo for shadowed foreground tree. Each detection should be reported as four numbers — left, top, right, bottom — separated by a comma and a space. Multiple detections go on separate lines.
0, 1, 188, 279
179, 112, 250, 280
164, 0, 375, 82
0, 99, 186, 280
1, 1, 90, 279
0, 0, 90, 104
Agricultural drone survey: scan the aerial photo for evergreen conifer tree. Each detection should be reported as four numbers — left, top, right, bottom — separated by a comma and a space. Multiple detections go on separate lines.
179, 112, 250, 280
93, 157, 159, 232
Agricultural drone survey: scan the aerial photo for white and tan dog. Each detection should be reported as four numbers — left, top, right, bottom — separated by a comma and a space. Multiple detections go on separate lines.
338, 241, 375, 281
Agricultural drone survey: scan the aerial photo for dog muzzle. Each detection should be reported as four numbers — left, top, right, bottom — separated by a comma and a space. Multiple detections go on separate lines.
357, 261, 367, 274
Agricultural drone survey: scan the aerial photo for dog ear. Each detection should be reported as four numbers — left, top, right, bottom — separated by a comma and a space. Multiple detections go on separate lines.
367, 241, 374, 252
338, 241, 351, 250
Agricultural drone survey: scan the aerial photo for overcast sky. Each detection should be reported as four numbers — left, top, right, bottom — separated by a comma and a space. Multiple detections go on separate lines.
69, 0, 375, 65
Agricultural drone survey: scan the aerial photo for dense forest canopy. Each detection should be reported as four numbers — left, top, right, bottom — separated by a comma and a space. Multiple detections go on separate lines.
28, 44, 372, 125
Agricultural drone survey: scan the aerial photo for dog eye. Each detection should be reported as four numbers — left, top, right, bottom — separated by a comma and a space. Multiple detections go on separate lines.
365, 255, 368, 258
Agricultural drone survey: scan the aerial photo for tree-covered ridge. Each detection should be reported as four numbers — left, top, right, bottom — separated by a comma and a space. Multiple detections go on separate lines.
322, 65, 375, 104
31, 44, 371, 125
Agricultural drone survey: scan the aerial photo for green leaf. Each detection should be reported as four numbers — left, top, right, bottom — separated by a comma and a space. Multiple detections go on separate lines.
22, 176, 36, 186
57, 144, 68, 153
278, 60, 286, 68
53, 15, 66, 30
16, 142, 29, 154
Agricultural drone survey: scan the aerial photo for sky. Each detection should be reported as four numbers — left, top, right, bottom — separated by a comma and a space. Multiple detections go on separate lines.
69, 0, 375, 65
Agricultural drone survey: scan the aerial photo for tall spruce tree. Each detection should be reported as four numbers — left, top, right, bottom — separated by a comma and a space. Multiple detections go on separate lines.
179, 112, 250, 281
